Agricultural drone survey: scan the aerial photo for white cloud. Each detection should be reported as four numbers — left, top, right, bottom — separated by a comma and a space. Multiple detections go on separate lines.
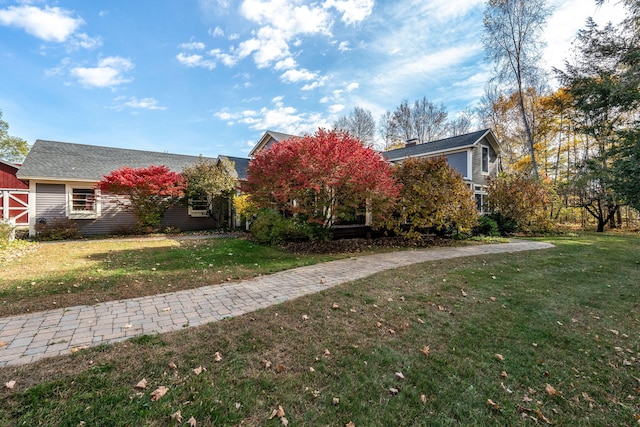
338, 41, 350, 52
209, 26, 225, 37
324, 0, 374, 25
345, 82, 359, 92
274, 57, 297, 71
328, 103, 345, 113
121, 97, 167, 110
214, 97, 331, 135
70, 33, 102, 50
281, 68, 317, 83
543, 0, 627, 72
176, 52, 216, 70
71, 56, 134, 88
179, 41, 206, 50
0, 5, 84, 42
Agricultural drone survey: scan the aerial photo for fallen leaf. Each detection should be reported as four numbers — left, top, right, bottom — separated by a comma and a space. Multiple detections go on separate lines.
495, 353, 504, 361
389, 387, 399, 395
582, 392, 594, 402
281, 417, 289, 426
332, 302, 340, 310
4, 380, 16, 390
487, 399, 500, 410
610, 329, 619, 336
168, 362, 177, 370
187, 417, 197, 427
417, 318, 425, 324
309, 366, 315, 372
262, 359, 272, 369
522, 395, 533, 403
276, 405, 285, 418
395, 372, 405, 380
0, 342, 7, 347
388, 329, 396, 335
70, 345, 89, 353
437, 305, 446, 311
421, 345, 430, 356
150, 386, 168, 401
214, 352, 222, 362
489, 297, 497, 302
324, 349, 331, 356
302, 314, 309, 321
501, 371, 508, 378
123, 324, 132, 329
134, 378, 148, 390
192, 366, 206, 375
461, 289, 468, 297
312, 390, 320, 398
276, 364, 286, 373
420, 394, 427, 403
535, 409, 552, 424
346, 423, 355, 427
171, 410, 183, 423
375, 321, 382, 328
545, 384, 560, 396
333, 397, 340, 405
235, 402, 241, 409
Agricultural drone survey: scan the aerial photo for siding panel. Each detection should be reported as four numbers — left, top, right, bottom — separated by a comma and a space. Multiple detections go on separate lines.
35, 183, 65, 222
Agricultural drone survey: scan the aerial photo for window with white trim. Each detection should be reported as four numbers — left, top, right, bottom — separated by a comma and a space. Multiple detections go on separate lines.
188, 196, 210, 217
481, 146, 489, 174
67, 186, 100, 219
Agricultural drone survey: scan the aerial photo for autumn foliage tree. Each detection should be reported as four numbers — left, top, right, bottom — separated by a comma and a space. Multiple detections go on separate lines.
388, 157, 478, 239
244, 128, 400, 230
98, 165, 186, 230
486, 173, 555, 233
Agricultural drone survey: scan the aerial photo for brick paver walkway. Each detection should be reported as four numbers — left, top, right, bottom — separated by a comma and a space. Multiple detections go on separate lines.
0, 240, 553, 367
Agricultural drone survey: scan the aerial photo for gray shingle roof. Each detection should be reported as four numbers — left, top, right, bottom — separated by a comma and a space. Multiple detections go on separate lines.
219, 155, 250, 181
382, 129, 492, 161
17, 140, 217, 181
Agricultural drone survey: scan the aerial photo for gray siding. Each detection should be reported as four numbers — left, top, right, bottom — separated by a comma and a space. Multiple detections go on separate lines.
445, 152, 467, 178
75, 193, 138, 235
471, 137, 498, 186
161, 204, 220, 231
35, 184, 65, 222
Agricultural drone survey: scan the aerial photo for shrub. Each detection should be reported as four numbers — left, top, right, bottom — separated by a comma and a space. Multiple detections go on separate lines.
473, 215, 500, 237
387, 156, 478, 240
250, 210, 328, 245
35, 218, 81, 241
486, 173, 555, 234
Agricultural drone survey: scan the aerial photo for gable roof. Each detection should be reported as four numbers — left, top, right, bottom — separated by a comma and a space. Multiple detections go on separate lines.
248, 130, 299, 157
382, 129, 500, 161
17, 139, 217, 182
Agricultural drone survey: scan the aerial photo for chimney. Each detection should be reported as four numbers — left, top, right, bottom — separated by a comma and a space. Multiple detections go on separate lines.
405, 138, 418, 148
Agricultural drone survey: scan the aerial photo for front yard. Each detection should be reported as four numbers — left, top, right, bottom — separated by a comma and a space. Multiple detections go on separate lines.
1, 233, 639, 425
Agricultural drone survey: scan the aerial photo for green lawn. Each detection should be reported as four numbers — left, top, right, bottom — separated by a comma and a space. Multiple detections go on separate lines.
1, 233, 639, 426
0, 237, 346, 316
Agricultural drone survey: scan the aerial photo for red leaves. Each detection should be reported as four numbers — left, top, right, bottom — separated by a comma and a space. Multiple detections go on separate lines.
244, 128, 400, 228
98, 165, 185, 198
98, 165, 186, 228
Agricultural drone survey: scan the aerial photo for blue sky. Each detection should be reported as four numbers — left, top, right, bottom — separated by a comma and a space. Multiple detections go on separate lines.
0, 0, 626, 158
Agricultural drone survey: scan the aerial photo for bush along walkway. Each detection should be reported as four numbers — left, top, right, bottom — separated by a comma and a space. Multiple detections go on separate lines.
0, 240, 553, 367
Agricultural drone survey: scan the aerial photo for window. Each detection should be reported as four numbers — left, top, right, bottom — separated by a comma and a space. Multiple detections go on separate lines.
188, 196, 210, 217
481, 146, 489, 174
474, 185, 488, 213
67, 186, 100, 219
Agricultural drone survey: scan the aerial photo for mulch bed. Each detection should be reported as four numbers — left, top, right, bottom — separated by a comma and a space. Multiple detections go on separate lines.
279, 236, 457, 254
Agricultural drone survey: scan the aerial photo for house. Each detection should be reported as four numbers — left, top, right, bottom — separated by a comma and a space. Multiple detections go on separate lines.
382, 128, 501, 211
248, 128, 502, 212
0, 159, 29, 227
16, 140, 222, 236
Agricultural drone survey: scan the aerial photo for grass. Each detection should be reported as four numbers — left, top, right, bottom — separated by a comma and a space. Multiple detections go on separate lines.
1, 233, 639, 426
0, 236, 348, 316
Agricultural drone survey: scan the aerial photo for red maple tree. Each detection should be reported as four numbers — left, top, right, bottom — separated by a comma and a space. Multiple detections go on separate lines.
98, 165, 186, 229
244, 128, 400, 228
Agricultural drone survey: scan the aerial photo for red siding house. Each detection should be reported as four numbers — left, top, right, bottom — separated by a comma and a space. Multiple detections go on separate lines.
0, 160, 29, 226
